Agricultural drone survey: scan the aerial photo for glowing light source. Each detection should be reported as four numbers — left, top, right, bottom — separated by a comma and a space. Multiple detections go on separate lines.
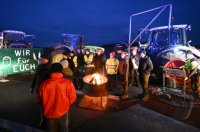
84, 73, 107, 85
173, 47, 179, 53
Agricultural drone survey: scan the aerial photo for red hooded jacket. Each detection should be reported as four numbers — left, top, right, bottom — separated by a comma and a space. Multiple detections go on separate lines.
38, 72, 77, 118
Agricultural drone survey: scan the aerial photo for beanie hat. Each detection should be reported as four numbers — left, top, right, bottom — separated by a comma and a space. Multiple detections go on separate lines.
110, 52, 115, 57
63, 51, 70, 56
50, 63, 63, 73
41, 53, 50, 60
140, 50, 146, 56
60, 60, 69, 69
85, 48, 90, 52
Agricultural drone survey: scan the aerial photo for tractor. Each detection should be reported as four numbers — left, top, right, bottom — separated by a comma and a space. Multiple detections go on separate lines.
49, 34, 84, 63
140, 24, 200, 89
0, 30, 33, 48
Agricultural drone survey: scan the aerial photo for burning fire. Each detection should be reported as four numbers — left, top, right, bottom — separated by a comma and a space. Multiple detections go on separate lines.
85, 73, 107, 85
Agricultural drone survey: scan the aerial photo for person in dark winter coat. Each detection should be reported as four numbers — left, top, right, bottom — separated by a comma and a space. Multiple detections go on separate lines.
30, 53, 51, 94
129, 47, 142, 88
62, 51, 75, 72
60, 60, 73, 80
94, 48, 106, 75
138, 50, 153, 101
118, 52, 127, 82
76, 49, 84, 89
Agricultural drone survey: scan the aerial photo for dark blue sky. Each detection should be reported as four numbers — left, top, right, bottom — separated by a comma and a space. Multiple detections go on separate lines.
0, 0, 199, 47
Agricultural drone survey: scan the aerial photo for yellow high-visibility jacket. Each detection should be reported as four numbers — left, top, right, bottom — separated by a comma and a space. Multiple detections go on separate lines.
73, 56, 78, 68
84, 54, 94, 67
106, 58, 119, 75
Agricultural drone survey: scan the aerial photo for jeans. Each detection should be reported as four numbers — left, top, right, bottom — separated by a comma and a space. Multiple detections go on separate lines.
46, 113, 69, 132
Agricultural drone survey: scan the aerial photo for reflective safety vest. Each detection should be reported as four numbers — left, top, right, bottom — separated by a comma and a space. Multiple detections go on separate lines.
191, 60, 200, 70
106, 58, 119, 75
73, 56, 78, 68
184, 59, 200, 71
84, 54, 94, 67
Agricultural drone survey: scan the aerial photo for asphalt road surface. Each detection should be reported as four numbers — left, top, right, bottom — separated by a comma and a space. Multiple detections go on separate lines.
0, 73, 199, 132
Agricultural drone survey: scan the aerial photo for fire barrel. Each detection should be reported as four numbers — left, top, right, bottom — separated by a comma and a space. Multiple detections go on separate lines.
82, 73, 108, 97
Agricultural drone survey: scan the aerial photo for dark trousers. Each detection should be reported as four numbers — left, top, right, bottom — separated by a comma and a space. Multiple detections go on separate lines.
73, 68, 83, 89
107, 74, 117, 89
46, 113, 69, 132
139, 73, 150, 96
119, 74, 125, 82
130, 69, 142, 88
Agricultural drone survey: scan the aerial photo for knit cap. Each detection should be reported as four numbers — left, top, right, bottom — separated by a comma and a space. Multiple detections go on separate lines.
60, 60, 69, 69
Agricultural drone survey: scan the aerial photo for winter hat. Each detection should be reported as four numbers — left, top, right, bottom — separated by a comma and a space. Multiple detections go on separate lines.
41, 53, 50, 60
63, 51, 70, 56
140, 50, 146, 56
110, 52, 115, 57
50, 63, 63, 73
60, 60, 69, 69
85, 49, 90, 52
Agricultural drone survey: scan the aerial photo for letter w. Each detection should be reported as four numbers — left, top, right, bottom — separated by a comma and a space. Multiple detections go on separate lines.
15, 50, 21, 56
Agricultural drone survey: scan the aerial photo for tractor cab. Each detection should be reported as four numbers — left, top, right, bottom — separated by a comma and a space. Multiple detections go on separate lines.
61, 34, 84, 52
0, 30, 32, 48
149, 24, 190, 47
143, 25, 192, 59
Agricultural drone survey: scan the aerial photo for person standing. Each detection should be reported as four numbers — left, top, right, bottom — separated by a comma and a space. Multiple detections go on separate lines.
129, 48, 142, 88
106, 52, 119, 89
138, 50, 153, 101
30, 53, 51, 126
182, 50, 200, 98
94, 48, 106, 75
60, 60, 73, 80
118, 52, 127, 83
38, 63, 77, 132
30, 53, 51, 94
62, 51, 75, 73
76, 49, 84, 89
83, 49, 95, 75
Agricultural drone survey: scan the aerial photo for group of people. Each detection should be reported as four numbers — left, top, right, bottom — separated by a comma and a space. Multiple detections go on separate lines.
29, 46, 200, 132
30, 47, 155, 131
30, 53, 77, 132
105, 48, 153, 101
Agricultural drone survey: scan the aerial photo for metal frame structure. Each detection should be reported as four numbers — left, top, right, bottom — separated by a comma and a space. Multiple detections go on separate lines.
124, 4, 173, 97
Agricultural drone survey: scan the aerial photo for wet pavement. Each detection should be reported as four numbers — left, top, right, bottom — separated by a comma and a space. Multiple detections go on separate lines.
0, 73, 199, 132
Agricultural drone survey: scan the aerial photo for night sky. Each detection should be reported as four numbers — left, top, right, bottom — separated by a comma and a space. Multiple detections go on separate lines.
0, 0, 199, 47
